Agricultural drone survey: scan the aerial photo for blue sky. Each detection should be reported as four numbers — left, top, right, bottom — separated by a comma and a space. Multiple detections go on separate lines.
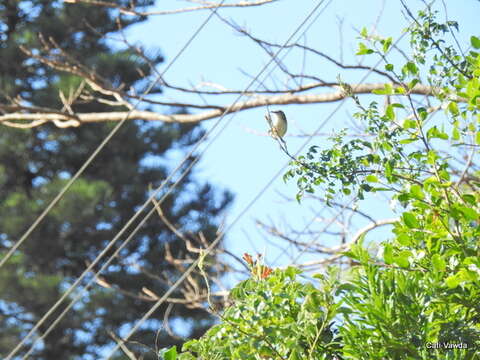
123, 0, 478, 278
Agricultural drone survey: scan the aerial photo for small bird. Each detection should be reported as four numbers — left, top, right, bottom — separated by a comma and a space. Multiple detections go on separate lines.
266, 110, 287, 139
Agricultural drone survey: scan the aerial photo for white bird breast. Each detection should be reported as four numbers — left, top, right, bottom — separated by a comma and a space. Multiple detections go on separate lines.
272, 111, 287, 138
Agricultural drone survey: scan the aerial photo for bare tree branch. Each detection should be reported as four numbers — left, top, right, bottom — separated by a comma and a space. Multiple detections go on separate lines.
63, 0, 278, 16
296, 217, 400, 270
1, 83, 439, 128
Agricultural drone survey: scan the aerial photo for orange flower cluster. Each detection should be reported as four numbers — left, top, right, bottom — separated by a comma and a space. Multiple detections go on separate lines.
243, 253, 273, 280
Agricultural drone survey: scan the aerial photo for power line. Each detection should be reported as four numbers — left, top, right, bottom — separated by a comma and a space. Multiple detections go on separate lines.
104, 3, 428, 357
0, 0, 227, 270
18, 0, 334, 355
290, 197, 357, 265
20, 154, 200, 359
8, 0, 327, 356
104, 2, 342, 358
18, 2, 338, 357
16, 0, 422, 355
4, 1, 227, 358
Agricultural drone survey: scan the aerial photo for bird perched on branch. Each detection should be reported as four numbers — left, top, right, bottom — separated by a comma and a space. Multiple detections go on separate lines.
265, 110, 287, 139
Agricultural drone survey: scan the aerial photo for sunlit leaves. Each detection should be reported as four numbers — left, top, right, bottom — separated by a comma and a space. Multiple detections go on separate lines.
431, 254, 446, 272
402, 61, 419, 78
426, 126, 449, 140
409, 184, 424, 200
171, 267, 343, 359
281, 7, 480, 355
372, 82, 394, 95
382, 37, 393, 53
174, 7, 480, 360
159, 346, 178, 360
356, 42, 373, 55
402, 212, 420, 229
365, 174, 379, 183
471, 36, 480, 49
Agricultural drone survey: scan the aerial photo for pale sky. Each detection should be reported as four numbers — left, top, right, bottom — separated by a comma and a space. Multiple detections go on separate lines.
123, 0, 478, 277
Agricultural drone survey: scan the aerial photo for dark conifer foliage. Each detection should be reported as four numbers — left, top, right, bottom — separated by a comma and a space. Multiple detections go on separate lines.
0, 1, 232, 358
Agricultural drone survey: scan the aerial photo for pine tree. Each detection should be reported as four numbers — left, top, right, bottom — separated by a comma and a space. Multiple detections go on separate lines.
0, 1, 232, 358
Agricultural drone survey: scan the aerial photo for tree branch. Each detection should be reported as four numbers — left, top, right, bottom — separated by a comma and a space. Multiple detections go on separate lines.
63, 0, 278, 16
1, 83, 439, 128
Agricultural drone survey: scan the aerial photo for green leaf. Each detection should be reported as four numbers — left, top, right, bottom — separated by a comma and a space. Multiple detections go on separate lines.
382, 37, 392, 53
403, 118, 416, 129
408, 78, 419, 90
296, 193, 302, 203
394, 250, 412, 268
360, 26, 368, 38
445, 274, 461, 288
417, 107, 428, 121
366, 175, 379, 183
458, 268, 478, 282
471, 36, 480, 49
383, 244, 394, 264
407, 62, 418, 74
285, 266, 302, 279
357, 42, 374, 55
385, 160, 393, 180
160, 346, 178, 360
457, 205, 479, 221
427, 150, 438, 165
409, 184, 424, 200
402, 212, 419, 228
452, 126, 460, 140
462, 194, 476, 205
439, 169, 451, 181
385, 63, 394, 71
397, 233, 412, 246
360, 183, 373, 192
403, 61, 419, 76
385, 104, 395, 120
431, 254, 446, 272
372, 83, 393, 95
448, 101, 459, 116
427, 126, 449, 140
399, 138, 417, 144
424, 176, 439, 186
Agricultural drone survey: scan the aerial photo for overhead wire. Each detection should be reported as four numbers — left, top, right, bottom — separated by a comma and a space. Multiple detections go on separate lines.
9, 0, 332, 357
17, 0, 425, 356
21, 2, 340, 356
106, 92, 343, 360
20, 156, 199, 359
4, 1, 228, 358
0, 0, 228, 270
102, 1, 350, 357
103, 2, 431, 356
20, 0, 339, 351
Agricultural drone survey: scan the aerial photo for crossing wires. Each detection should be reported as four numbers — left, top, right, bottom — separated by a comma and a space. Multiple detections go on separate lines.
104, 3, 429, 357
0, 0, 227, 269
4, 1, 228, 358
12, 0, 334, 358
